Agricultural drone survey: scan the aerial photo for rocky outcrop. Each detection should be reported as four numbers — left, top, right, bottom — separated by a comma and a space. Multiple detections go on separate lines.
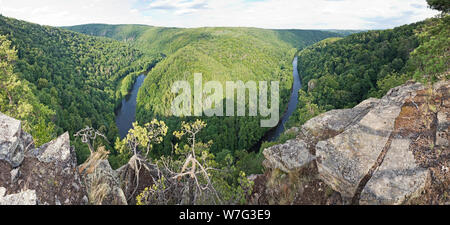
259, 81, 449, 205
263, 140, 315, 173
359, 138, 429, 205
316, 82, 427, 201
0, 112, 160, 205
302, 98, 379, 143
0, 113, 88, 205
0, 113, 30, 168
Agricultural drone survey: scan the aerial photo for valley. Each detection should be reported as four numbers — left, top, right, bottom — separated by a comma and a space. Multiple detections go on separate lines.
0, 0, 448, 206
65, 23, 341, 157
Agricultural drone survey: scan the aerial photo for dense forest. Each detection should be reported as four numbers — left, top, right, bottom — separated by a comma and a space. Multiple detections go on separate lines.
0, 15, 161, 163
137, 28, 343, 156
286, 14, 449, 129
66, 24, 341, 156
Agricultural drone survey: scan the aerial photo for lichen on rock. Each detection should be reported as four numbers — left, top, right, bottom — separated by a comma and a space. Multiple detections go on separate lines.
256, 81, 449, 205
0, 187, 36, 205
0, 113, 88, 205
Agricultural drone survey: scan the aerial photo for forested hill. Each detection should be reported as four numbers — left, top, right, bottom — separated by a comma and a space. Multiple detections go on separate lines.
287, 15, 449, 128
65, 24, 342, 55
0, 15, 160, 162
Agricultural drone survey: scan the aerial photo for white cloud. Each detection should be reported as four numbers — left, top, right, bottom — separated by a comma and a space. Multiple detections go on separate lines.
0, 0, 154, 26
0, 0, 440, 29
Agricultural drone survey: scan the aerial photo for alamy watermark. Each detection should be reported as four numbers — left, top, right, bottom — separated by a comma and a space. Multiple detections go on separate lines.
171, 73, 280, 128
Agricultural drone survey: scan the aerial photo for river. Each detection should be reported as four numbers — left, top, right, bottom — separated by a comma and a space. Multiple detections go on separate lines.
115, 56, 301, 147
262, 56, 301, 142
249, 56, 301, 151
115, 75, 146, 139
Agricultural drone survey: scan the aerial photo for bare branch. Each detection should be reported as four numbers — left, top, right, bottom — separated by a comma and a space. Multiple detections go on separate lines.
74, 126, 108, 154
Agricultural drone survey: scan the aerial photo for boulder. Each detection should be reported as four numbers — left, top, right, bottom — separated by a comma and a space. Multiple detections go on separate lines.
263, 140, 315, 173
16, 132, 88, 205
0, 187, 36, 205
302, 98, 378, 142
0, 113, 29, 167
315, 82, 425, 198
31, 132, 72, 163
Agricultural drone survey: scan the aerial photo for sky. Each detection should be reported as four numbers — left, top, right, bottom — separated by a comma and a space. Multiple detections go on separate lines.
0, 0, 441, 29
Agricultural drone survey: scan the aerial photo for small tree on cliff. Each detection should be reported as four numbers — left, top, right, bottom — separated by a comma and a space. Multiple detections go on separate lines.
133, 120, 221, 204
74, 126, 109, 154
113, 119, 168, 201
121, 120, 168, 157
135, 119, 253, 205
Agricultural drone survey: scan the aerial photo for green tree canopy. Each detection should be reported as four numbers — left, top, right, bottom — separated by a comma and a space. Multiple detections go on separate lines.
427, 0, 450, 13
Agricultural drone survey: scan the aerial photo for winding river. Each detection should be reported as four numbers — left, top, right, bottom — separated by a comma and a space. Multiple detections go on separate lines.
263, 56, 301, 142
115, 56, 301, 147
115, 75, 146, 139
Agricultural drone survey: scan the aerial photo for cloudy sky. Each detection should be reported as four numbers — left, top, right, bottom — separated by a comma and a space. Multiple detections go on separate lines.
0, 0, 440, 29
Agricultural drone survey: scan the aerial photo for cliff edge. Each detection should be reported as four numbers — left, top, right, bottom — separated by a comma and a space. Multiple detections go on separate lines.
252, 80, 449, 205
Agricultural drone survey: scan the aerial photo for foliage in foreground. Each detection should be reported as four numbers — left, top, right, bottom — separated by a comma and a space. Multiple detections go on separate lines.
111, 120, 255, 205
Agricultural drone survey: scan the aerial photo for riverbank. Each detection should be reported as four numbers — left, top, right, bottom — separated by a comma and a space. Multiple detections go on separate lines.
250, 56, 302, 152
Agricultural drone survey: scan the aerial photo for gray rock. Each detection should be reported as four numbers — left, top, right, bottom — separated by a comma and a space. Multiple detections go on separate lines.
307, 79, 317, 92
28, 132, 71, 163
0, 121, 87, 205
259, 81, 448, 205
263, 140, 315, 173
316, 107, 400, 197
19, 132, 86, 205
15, 157, 87, 205
0, 113, 25, 167
82, 195, 89, 204
55, 196, 61, 205
302, 98, 378, 142
359, 138, 429, 205
10, 168, 19, 183
0, 187, 36, 205
316, 83, 425, 198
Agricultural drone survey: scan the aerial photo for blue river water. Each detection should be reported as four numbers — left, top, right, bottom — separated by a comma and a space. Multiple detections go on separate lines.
263, 56, 301, 142
115, 75, 146, 139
